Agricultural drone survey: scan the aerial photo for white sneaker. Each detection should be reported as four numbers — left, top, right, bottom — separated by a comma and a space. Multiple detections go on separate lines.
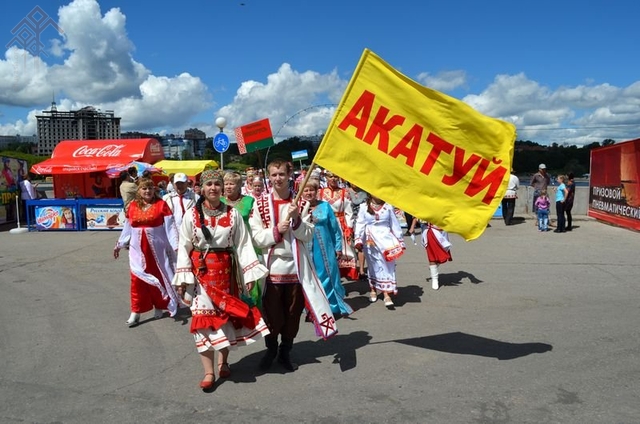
432, 280, 440, 290
126, 312, 140, 327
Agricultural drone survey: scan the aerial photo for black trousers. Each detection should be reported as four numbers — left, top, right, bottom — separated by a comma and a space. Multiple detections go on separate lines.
501, 198, 516, 225
262, 282, 305, 340
556, 201, 566, 232
565, 203, 573, 229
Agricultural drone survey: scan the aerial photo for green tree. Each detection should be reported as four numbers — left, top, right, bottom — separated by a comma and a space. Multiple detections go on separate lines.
203, 147, 216, 160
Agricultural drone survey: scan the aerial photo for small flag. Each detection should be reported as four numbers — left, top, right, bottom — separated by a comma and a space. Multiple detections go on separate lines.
234, 118, 275, 154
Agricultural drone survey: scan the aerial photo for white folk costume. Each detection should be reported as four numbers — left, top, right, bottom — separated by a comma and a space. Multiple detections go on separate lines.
354, 202, 405, 294
241, 184, 252, 197
241, 172, 255, 197
116, 200, 181, 316
318, 186, 359, 280
162, 189, 199, 230
249, 192, 337, 340
173, 203, 270, 353
418, 220, 452, 290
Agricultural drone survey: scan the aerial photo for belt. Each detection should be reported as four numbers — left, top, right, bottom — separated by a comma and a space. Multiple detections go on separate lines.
193, 247, 233, 253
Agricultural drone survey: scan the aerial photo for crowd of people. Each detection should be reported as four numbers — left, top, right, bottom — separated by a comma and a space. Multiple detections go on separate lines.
110, 159, 585, 393
529, 164, 576, 233
500, 163, 577, 233
112, 160, 448, 392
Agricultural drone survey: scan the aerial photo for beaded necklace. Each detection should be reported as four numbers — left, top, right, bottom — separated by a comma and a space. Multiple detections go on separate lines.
224, 194, 243, 207
202, 201, 225, 217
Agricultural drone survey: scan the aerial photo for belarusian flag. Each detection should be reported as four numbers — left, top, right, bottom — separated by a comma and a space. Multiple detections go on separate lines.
234, 118, 275, 154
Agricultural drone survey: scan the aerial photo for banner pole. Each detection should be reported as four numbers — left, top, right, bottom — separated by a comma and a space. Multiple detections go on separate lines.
292, 162, 317, 204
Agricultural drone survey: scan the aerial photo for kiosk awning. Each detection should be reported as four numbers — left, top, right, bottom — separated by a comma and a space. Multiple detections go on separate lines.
31, 138, 165, 175
153, 160, 218, 177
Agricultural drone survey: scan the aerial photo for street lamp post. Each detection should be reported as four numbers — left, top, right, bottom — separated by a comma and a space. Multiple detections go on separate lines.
263, 103, 337, 170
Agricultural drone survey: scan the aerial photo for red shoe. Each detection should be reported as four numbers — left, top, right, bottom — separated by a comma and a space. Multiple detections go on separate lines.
199, 373, 215, 390
218, 363, 231, 379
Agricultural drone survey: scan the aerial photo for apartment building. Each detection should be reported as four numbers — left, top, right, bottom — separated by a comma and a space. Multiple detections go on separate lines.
36, 102, 121, 155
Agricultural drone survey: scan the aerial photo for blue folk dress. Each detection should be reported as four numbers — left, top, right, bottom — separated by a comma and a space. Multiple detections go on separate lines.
309, 201, 353, 316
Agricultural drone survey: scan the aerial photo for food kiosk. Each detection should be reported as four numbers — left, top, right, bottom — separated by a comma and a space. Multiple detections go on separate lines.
29, 138, 165, 231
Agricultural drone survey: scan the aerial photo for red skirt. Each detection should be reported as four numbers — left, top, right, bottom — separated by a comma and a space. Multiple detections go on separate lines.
426, 230, 452, 264
189, 250, 263, 333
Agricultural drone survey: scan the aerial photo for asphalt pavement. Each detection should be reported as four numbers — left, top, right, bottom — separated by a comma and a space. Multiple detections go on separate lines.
1, 216, 639, 424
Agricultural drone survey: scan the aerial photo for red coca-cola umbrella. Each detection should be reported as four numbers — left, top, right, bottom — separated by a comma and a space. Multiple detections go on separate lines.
31, 139, 166, 175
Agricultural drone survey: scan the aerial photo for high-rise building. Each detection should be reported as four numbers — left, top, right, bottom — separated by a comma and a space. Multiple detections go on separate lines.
184, 128, 207, 157
36, 101, 121, 155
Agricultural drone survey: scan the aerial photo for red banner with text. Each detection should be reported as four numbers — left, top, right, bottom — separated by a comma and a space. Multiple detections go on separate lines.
588, 138, 640, 231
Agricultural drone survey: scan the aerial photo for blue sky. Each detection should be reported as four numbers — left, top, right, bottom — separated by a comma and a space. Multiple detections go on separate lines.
1, 0, 639, 146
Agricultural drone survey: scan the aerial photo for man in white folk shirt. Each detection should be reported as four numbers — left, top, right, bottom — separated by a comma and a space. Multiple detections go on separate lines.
162, 172, 199, 229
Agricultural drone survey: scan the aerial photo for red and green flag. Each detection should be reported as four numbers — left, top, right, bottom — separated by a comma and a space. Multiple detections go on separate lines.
234, 118, 274, 154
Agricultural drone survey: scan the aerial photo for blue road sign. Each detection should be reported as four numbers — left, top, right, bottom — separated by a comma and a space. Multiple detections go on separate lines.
213, 133, 230, 153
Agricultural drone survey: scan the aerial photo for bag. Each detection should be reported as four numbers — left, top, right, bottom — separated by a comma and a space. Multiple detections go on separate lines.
383, 243, 405, 262
208, 285, 250, 319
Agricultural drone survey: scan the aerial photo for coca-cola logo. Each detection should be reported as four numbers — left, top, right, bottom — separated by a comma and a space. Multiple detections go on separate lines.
150, 143, 162, 154
72, 144, 126, 158
35, 165, 52, 173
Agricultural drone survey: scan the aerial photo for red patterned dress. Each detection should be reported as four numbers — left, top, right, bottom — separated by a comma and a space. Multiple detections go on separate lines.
116, 200, 180, 316
173, 204, 270, 352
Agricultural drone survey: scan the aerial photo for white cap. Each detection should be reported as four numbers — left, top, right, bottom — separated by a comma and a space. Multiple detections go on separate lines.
539, 163, 547, 170
174, 172, 188, 183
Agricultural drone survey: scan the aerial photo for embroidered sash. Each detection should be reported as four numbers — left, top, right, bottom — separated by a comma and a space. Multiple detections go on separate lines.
260, 192, 337, 340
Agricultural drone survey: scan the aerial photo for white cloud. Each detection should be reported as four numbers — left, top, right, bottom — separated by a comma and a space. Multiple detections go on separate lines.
2, 0, 640, 148
463, 73, 552, 117
107, 73, 211, 130
462, 73, 640, 145
215, 63, 345, 141
0, 0, 210, 135
0, 109, 38, 136
416, 70, 467, 92
47, 0, 149, 103
0, 47, 52, 107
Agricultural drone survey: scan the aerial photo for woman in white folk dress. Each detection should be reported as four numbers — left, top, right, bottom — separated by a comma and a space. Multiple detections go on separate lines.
354, 194, 405, 308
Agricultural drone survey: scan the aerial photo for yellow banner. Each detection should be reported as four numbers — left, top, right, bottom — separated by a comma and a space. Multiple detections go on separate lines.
314, 49, 516, 241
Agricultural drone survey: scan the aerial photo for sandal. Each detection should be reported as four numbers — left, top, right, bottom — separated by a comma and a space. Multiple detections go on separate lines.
384, 296, 394, 307
200, 372, 215, 390
369, 291, 378, 303
218, 362, 231, 379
